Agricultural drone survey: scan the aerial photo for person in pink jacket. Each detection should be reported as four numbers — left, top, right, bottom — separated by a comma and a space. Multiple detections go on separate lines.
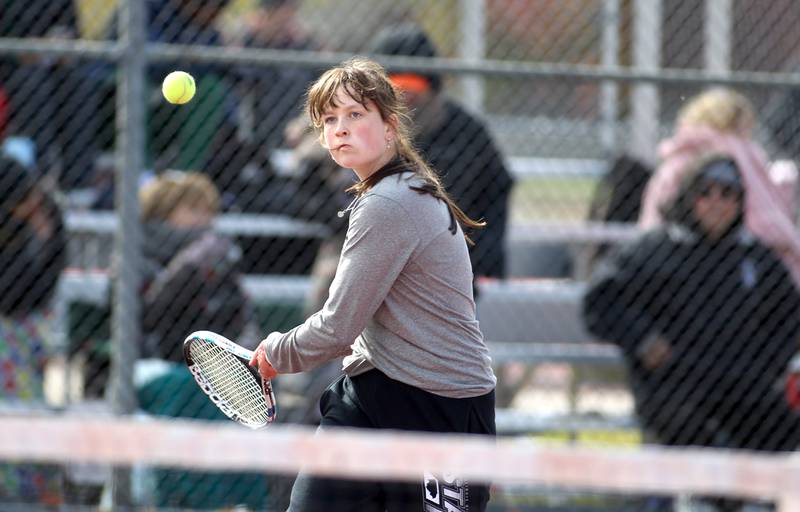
640, 87, 800, 283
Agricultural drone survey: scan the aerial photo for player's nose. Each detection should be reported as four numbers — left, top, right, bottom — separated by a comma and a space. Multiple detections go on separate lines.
334, 118, 349, 136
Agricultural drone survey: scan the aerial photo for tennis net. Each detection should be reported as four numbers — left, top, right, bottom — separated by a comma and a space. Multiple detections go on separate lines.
0, 413, 798, 511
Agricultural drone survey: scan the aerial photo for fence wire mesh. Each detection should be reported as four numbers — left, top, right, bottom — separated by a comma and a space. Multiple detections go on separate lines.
1, 0, 800, 509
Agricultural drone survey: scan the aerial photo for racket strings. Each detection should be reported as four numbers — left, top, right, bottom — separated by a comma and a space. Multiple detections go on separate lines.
189, 342, 271, 426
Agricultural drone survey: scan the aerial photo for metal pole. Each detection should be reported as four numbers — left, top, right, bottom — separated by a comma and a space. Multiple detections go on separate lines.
601, 0, 620, 152
110, 0, 146, 506
630, 0, 662, 166
705, 0, 732, 73
460, 0, 486, 114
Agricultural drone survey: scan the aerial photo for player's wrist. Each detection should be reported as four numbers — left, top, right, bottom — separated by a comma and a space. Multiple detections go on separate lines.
262, 331, 282, 363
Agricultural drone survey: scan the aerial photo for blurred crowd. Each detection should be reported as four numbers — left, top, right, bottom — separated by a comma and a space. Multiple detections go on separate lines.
1, 1, 800, 510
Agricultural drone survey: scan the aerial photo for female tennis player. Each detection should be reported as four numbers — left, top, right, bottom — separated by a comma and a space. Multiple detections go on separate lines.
251, 57, 496, 511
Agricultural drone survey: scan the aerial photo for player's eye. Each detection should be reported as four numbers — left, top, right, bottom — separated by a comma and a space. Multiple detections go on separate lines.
323, 116, 336, 125
350, 111, 362, 119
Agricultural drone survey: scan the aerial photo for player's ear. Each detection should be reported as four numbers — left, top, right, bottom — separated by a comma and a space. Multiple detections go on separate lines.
385, 114, 398, 142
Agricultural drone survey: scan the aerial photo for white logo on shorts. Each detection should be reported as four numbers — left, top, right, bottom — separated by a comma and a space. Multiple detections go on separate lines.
422, 472, 467, 511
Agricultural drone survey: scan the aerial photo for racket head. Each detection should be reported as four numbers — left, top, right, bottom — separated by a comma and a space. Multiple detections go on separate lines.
183, 330, 276, 429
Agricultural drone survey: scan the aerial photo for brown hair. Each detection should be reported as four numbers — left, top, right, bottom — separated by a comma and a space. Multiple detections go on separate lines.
139, 171, 220, 222
306, 57, 485, 242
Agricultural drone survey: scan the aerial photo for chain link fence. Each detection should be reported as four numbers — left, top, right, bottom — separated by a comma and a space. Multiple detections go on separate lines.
2, 0, 800, 509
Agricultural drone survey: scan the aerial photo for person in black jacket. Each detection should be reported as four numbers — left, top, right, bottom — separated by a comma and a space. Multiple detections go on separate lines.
583, 154, 800, 510
369, 23, 514, 280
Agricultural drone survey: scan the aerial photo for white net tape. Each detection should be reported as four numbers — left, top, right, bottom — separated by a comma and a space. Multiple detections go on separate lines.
1, 415, 799, 509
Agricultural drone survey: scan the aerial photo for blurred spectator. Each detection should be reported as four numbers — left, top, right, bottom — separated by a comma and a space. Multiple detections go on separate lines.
232, 2, 329, 272
239, 0, 321, 149
77, 171, 250, 394
212, 0, 324, 213
0, 155, 66, 504
133, 171, 266, 508
639, 87, 800, 285
369, 22, 514, 281
102, 0, 240, 209
588, 155, 651, 230
577, 154, 652, 278
220, 1, 327, 271
584, 155, 800, 510
139, 171, 253, 362
0, 0, 108, 192
143, 0, 240, 190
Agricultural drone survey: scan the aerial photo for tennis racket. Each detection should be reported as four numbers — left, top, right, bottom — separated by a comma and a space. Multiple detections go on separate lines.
183, 330, 277, 429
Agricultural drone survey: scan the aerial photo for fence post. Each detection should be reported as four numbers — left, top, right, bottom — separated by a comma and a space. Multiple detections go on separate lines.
704, 0, 732, 72
459, 0, 486, 115
630, 0, 661, 167
601, 0, 620, 152
110, 0, 146, 506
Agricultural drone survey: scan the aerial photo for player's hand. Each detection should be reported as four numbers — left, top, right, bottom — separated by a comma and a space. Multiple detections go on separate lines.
250, 335, 279, 380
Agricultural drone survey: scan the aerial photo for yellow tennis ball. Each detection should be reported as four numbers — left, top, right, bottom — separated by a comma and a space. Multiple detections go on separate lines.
162, 71, 196, 105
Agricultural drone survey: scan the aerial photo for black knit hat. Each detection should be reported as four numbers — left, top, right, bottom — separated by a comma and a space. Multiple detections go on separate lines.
0, 155, 36, 211
368, 23, 442, 91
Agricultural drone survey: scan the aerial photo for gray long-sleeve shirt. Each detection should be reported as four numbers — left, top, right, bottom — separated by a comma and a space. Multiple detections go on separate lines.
265, 170, 496, 398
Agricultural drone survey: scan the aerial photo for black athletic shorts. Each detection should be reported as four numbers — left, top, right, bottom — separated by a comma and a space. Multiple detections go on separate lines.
288, 369, 496, 512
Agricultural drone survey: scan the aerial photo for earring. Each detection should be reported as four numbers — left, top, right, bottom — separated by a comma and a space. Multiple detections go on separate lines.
386, 140, 392, 149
